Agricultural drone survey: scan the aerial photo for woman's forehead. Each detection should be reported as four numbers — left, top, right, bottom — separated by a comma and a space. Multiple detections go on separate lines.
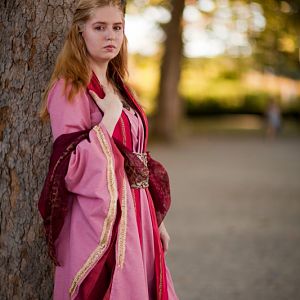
88, 6, 124, 24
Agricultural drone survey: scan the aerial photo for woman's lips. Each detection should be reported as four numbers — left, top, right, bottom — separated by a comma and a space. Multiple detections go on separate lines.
104, 45, 116, 50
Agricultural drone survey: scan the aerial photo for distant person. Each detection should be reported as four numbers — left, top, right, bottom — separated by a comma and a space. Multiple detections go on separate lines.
265, 99, 281, 139
38, 0, 178, 299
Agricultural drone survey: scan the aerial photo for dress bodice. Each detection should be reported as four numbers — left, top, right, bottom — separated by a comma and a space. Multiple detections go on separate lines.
122, 107, 144, 153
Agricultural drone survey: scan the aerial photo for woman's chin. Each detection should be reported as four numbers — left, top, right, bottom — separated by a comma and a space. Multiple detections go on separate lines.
91, 54, 117, 64
92, 51, 118, 62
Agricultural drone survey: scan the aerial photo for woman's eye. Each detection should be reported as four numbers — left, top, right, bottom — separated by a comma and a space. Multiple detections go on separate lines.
95, 26, 105, 31
114, 26, 122, 31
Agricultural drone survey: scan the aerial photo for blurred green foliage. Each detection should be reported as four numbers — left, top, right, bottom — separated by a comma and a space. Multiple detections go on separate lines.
130, 54, 300, 116
251, 0, 300, 79
128, 1, 300, 118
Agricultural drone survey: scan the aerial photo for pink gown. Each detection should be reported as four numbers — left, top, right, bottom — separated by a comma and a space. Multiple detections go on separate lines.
47, 79, 179, 300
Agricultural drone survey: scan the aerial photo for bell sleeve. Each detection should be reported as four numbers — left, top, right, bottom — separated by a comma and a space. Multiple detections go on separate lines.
47, 79, 113, 199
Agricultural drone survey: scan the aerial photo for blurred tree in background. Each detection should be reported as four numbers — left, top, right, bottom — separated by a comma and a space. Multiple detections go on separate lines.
127, 0, 300, 136
155, 0, 185, 140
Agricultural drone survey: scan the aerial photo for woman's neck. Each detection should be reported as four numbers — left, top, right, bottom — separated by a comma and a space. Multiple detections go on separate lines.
89, 58, 110, 86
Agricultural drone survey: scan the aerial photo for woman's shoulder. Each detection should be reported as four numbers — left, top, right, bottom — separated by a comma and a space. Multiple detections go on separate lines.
47, 78, 89, 110
48, 78, 75, 98
47, 78, 68, 104
47, 78, 92, 136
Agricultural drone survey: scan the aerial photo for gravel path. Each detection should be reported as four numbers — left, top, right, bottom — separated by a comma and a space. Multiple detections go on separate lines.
150, 135, 300, 300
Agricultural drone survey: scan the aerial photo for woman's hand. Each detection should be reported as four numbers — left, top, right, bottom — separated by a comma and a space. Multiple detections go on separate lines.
159, 221, 170, 254
89, 89, 123, 136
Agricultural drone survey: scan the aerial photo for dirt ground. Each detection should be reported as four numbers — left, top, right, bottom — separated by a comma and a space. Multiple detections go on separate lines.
150, 134, 300, 300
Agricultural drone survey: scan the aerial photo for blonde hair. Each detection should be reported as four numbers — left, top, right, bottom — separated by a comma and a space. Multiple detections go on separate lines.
40, 0, 128, 120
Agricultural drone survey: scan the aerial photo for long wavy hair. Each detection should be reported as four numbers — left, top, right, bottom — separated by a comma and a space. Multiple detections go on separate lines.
40, 0, 128, 120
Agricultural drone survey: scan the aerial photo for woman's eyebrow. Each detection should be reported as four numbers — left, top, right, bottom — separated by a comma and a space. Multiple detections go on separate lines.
92, 21, 123, 25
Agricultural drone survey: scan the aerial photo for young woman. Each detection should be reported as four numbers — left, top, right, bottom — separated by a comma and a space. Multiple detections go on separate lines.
38, 0, 179, 299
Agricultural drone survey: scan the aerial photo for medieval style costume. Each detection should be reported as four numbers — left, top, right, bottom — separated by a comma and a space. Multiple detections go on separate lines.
38, 73, 179, 300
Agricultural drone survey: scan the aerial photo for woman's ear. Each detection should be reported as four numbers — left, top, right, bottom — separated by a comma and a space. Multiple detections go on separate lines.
77, 22, 85, 34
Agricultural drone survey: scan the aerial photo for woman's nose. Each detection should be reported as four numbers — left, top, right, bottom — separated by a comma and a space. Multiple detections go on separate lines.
105, 28, 115, 40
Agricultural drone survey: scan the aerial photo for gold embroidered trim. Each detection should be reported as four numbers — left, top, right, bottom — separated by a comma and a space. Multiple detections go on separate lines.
132, 189, 137, 213
128, 152, 149, 189
159, 253, 163, 300
117, 178, 127, 268
130, 178, 149, 189
120, 114, 127, 145
69, 125, 118, 296
133, 152, 148, 166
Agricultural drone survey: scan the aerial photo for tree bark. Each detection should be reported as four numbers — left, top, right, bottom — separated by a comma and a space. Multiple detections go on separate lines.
0, 1, 75, 299
155, 0, 185, 141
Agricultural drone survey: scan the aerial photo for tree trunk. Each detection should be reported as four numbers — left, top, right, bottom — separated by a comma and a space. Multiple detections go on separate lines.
155, 0, 185, 141
0, 1, 75, 299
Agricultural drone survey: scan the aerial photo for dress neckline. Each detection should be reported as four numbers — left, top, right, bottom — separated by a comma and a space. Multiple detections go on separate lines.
123, 106, 138, 118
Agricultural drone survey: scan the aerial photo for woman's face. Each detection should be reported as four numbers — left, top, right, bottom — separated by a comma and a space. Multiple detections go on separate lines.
81, 5, 124, 64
